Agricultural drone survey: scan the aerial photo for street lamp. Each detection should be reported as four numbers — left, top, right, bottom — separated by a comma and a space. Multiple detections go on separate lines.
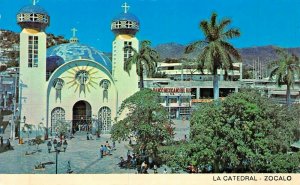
19, 116, 26, 144
47, 139, 68, 174
55, 141, 62, 174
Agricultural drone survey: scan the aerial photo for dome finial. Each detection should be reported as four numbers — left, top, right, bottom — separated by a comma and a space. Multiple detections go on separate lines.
122, 2, 130, 13
70, 28, 79, 43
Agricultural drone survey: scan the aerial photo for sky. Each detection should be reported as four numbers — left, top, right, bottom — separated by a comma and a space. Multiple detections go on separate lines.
0, 0, 300, 52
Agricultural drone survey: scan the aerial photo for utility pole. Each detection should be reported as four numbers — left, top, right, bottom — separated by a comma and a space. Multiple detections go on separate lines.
10, 73, 18, 140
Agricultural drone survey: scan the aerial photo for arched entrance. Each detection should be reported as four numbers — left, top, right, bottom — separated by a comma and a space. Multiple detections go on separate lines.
72, 100, 92, 131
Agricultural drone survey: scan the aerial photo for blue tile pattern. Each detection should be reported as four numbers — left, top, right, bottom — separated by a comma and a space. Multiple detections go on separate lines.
47, 43, 112, 72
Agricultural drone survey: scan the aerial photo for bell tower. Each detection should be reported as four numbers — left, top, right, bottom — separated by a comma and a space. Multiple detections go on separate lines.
111, 2, 140, 108
17, 1, 50, 131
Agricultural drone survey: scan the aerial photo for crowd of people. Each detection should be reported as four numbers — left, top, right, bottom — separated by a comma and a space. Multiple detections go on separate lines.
117, 150, 163, 174
99, 140, 115, 158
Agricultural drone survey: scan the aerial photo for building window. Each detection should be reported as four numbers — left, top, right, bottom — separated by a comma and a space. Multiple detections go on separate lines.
116, 21, 121, 28
168, 98, 177, 104
28, 36, 38, 67
128, 21, 133, 28
98, 107, 111, 133
51, 107, 66, 134
18, 14, 24, 21
124, 41, 132, 62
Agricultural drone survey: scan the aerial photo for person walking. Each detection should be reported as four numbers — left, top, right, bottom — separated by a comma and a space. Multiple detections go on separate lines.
141, 161, 148, 174
89, 133, 93, 140
153, 164, 158, 174
6, 138, 11, 149
0, 136, 3, 147
103, 145, 107, 156
100, 145, 104, 159
127, 150, 130, 157
112, 141, 115, 150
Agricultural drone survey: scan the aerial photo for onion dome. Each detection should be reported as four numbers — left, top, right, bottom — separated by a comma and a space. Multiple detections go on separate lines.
17, 5, 50, 31
111, 3, 139, 35
47, 43, 112, 72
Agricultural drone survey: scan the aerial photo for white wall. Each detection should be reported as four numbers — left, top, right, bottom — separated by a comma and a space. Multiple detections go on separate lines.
46, 60, 117, 131
112, 35, 139, 112
19, 29, 47, 131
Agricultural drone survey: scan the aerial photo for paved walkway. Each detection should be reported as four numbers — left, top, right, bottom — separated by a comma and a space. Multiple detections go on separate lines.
0, 119, 190, 174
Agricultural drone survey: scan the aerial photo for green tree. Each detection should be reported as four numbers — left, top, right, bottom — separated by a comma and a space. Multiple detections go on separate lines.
56, 120, 69, 138
111, 89, 174, 159
33, 135, 44, 151
269, 48, 300, 107
162, 90, 300, 173
195, 90, 299, 172
22, 123, 33, 142
124, 40, 159, 89
185, 12, 241, 100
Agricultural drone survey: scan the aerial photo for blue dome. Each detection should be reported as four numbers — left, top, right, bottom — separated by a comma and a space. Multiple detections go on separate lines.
46, 56, 64, 72
47, 43, 112, 72
112, 12, 139, 23
18, 5, 48, 15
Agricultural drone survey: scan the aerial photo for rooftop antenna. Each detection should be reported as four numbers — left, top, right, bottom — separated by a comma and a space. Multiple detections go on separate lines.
122, 2, 130, 13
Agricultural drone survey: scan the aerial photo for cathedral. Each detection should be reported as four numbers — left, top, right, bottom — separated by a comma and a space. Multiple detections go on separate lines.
17, 2, 139, 137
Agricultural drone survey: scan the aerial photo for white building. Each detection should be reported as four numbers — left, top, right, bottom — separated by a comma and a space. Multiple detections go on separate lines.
17, 3, 139, 137
144, 61, 242, 119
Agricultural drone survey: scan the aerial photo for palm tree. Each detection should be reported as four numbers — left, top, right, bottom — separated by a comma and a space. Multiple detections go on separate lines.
22, 123, 32, 142
124, 40, 159, 89
269, 48, 300, 107
22, 123, 32, 154
56, 120, 69, 139
185, 12, 241, 100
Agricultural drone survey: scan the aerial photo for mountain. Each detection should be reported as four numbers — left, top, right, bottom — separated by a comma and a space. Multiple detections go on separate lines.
155, 43, 186, 59
155, 43, 300, 68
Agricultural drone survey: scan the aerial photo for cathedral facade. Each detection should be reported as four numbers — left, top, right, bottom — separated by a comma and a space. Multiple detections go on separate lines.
17, 2, 139, 137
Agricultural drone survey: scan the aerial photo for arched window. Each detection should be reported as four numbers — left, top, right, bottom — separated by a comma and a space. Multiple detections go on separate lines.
98, 107, 111, 133
51, 107, 65, 134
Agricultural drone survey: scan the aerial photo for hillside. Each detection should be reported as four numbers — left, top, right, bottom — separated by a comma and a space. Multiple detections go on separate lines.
0, 29, 69, 66
155, 43, 300, 68
1, 29, 300, 69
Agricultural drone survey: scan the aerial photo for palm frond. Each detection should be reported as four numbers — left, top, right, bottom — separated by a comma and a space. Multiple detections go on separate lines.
210, 12, 218, 28
185, 41, 206, 54
220, 41, 241, 61
199, 21, 211, 39
222, 28, 241, 40
218, 18, 231, 33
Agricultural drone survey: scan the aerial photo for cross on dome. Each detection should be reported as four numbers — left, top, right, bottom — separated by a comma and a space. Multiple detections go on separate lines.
122, 2, 130, 13
32, 0, 40, 5
71, 28, 78, 37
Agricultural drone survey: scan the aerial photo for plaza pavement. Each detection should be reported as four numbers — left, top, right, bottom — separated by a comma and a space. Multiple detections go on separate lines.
0, 119, 189, 174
